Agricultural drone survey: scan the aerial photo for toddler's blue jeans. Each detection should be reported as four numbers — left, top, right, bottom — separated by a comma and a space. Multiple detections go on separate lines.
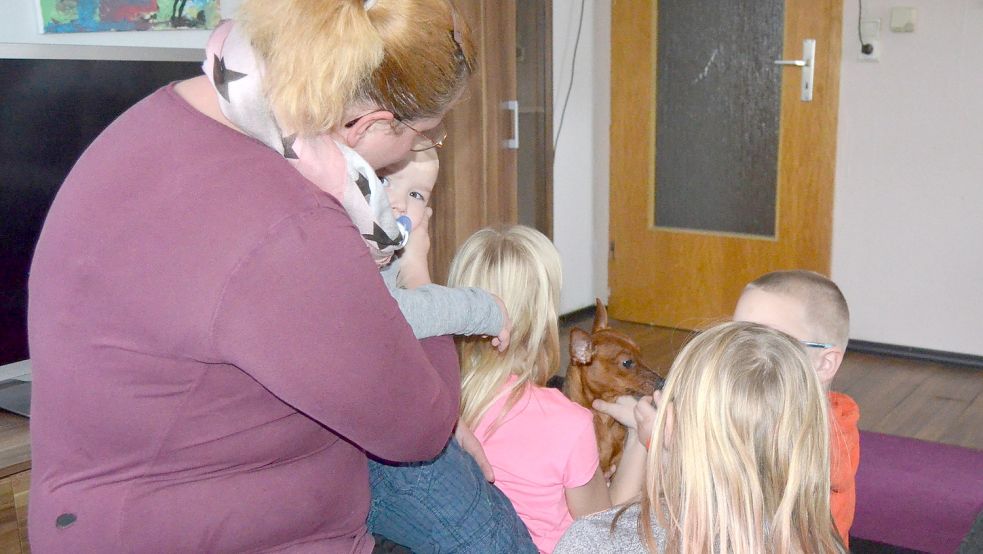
367, 438, 537, 553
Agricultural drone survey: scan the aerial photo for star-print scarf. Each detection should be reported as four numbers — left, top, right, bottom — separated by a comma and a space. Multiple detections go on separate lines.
202, 20, 407, 267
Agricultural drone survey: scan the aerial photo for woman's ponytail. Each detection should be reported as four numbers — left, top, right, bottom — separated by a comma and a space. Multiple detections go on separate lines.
239, 0, 385, 134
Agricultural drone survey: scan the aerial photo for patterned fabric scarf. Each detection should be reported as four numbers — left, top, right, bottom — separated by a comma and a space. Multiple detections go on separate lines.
202, 20, 407, 267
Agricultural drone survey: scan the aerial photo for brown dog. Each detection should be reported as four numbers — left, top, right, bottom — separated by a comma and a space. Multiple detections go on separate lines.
564, 299, 665, 475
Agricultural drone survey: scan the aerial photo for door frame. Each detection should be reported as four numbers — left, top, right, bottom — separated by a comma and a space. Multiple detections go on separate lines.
608, 0, 843, 329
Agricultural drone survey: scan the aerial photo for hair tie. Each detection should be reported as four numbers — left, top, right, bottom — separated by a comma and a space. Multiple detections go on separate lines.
451, 9, 463, 47
364, 0, 378, 9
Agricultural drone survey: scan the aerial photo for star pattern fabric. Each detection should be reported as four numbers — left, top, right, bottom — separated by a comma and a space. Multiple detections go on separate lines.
356, 173, 372, 198
212, 55, 246, 102
201, 21, 407, 266
281, 134, 299, 160
363, 223, 404, 249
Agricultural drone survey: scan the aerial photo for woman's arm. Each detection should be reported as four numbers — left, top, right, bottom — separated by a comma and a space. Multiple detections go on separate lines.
211, 208, 459, 462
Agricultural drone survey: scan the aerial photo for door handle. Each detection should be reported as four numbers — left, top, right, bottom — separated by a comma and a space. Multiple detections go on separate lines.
502, 100, 519, 149
773, 39, 816, 102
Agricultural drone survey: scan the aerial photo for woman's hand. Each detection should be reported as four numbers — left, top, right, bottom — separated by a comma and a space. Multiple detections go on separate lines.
396, 207, 433, 289
455, 420, 494, 482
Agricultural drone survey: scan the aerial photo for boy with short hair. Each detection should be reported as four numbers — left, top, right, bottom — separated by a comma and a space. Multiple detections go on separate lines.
733, 270, 860, 548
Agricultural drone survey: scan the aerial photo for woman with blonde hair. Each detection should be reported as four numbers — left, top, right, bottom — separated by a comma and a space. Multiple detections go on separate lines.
446, 226, 647, 553
555, 322, 847, 553
27, 1, 525, 552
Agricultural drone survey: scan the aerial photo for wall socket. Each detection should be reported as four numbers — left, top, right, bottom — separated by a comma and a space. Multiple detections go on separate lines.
859, 18, 881, 62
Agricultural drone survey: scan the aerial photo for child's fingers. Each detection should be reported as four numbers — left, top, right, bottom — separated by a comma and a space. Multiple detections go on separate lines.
418, 207, 433, 230
635, 396, 657, 419
593, 396, 638, 427
496, 328, 511, 352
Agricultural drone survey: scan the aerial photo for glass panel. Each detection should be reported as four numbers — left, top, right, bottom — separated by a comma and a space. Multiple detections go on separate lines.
654, 0, 784, 237
516, 0, 552, 236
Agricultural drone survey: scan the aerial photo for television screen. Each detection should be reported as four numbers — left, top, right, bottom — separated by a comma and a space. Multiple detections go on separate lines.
0, 56, 203, 365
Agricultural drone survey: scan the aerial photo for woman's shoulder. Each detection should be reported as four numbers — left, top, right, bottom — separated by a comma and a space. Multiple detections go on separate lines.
555, 503, 664, 553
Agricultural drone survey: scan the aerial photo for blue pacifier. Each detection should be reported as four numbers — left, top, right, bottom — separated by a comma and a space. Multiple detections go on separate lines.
396, 215, 413, 234
395, 215, 412, 248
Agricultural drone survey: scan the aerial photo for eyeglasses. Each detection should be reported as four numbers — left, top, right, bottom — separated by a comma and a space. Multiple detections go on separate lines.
344, 110, 446, 152
800, 340, 834, 349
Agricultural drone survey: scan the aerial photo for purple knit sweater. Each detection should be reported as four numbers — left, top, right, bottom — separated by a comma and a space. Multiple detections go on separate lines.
27, 84, 460, 553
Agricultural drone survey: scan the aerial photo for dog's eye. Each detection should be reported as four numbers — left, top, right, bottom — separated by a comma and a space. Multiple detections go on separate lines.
622, 359, 634, 369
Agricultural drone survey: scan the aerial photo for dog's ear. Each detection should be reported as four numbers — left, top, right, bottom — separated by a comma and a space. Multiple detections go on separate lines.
592, 298, 609, 333
569, 328, 594, 364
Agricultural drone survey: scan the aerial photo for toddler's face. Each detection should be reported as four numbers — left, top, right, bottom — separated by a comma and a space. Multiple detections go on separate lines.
382, 154, 438, 229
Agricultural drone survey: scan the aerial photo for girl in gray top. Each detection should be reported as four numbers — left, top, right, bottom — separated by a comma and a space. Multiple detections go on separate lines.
556, 322, 847, 553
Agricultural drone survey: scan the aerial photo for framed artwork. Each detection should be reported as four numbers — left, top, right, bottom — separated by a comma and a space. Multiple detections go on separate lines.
37, 0, 221, 33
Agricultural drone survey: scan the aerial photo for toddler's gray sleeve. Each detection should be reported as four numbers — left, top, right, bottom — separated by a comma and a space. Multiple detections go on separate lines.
382, 260, 503, 339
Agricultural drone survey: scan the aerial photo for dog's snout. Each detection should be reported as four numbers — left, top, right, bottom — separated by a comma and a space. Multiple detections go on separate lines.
636, 363, 665, 393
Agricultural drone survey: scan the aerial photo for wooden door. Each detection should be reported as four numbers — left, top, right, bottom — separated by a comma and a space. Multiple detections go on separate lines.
609, 0, 842, 329
431, 1, 518, 285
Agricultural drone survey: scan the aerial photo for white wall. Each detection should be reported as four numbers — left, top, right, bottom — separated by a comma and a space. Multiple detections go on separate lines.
561, 1, 983, 355
553, 0, 611, 314
0, 0, 240, 48
832, 0, 983, 356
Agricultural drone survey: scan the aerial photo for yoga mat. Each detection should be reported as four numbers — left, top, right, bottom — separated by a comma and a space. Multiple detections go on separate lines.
853, 431, 983, 553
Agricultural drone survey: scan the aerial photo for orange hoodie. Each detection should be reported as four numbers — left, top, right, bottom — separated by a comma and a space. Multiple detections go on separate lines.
828, 392, 861, 548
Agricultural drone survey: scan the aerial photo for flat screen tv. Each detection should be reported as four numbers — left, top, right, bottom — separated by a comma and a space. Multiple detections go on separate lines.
0, 50, 203, 366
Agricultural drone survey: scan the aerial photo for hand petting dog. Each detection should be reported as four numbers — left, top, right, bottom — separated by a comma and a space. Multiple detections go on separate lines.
593, 392, 659, 448
564, 299, 666, 475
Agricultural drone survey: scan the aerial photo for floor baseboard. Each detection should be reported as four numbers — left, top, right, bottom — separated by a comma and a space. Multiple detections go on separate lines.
848, 340, 983, 370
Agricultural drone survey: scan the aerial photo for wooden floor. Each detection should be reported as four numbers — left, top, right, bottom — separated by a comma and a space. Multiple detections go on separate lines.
560, 314, 983, 451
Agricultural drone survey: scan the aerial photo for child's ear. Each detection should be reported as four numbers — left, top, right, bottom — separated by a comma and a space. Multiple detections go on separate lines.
341, 110, 395, 148
816, 347, 845, 386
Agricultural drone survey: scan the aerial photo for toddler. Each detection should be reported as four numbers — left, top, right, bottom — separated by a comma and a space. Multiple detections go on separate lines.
366, 153, 534, 553
378, 149, 509, 344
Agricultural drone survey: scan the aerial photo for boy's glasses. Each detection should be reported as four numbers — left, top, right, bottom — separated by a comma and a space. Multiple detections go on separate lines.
800, 340, 834, 349
344, 110, 447, 152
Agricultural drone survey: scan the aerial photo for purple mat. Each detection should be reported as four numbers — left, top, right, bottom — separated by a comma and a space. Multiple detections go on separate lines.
853, 431, 983, 553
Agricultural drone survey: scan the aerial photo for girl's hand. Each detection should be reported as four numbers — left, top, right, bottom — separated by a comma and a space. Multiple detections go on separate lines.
592, 393, 659, 448
592, 395, 639, 428
634, 392, 659, 448
489, 294, 512, 352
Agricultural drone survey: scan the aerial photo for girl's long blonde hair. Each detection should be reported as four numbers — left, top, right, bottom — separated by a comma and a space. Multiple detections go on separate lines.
239, 0, 476, 135
447, 226, 562, 432
641, 321, 846, 554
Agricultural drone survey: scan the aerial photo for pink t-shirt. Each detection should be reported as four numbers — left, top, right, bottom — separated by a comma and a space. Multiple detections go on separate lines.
474, 376, 600, 553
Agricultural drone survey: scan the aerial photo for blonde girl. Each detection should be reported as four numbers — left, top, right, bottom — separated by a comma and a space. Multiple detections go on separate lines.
555, 322, 847, 553
448, 225, 646, 553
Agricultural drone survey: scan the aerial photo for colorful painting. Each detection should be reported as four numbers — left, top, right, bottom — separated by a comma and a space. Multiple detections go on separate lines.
38, 0, 221, 33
